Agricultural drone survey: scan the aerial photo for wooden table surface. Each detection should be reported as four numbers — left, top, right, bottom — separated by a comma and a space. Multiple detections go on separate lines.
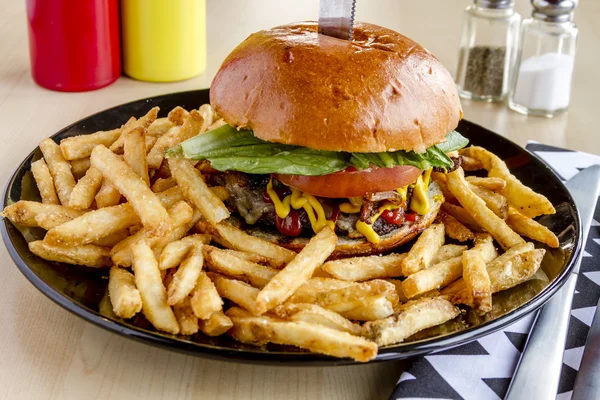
1, 1, 598, 399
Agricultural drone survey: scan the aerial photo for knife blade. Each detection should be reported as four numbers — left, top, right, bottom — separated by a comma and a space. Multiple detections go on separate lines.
318, 0, 356, 40
505, 165, 600, 400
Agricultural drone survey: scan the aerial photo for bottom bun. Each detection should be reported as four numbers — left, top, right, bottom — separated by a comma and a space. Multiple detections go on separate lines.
247, 183, 444, 258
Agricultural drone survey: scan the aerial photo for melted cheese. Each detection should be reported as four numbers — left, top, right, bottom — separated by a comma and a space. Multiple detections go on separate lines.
266, 179, 333, 233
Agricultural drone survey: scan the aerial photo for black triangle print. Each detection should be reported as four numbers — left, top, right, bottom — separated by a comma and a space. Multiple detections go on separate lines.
504, 332, 528, 353
482, 378, 511, 399
390, 358, 462, 399
558, 363, 578, 394
565, 315, 590, 349
572, 273, 600, 309
434, 340, 489, 356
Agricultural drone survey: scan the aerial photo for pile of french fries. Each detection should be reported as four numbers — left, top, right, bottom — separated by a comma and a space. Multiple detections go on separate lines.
2, 104, 560, 362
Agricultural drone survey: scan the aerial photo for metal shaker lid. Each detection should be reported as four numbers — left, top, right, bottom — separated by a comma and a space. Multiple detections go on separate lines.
532, 0, 577, 22
475, 0, 515, 9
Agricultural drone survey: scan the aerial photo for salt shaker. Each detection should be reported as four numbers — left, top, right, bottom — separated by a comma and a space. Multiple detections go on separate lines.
455, 0, 521, 102
508, 0, 578, 117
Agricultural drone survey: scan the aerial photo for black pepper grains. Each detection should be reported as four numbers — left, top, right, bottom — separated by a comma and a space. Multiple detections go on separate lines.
462, 46, 507, 98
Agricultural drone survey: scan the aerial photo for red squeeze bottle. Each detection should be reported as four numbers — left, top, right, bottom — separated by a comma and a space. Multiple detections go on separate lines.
26, 0, 121, 92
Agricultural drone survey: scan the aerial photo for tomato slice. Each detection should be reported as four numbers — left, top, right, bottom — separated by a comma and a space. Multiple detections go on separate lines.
275, 166, 421, 198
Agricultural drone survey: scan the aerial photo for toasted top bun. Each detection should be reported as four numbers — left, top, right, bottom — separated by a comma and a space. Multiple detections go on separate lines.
210, 22, 462, 153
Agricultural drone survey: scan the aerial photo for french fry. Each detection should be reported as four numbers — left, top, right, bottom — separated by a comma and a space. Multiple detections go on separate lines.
151, 177, 176, 193
110, 201, 193, 267
2, 201, 84, 227
154, 186, 185, 209
147, 118, 175, 136
167, 245, 204, 305
39, 138, 77, 205
401, 223, 445, 275
148, 110, 204, 169
108, 267, 143, 319
431, 244, 469, 265
208, 272, 260, 314
440, 242, 535, 296
435, 210, 474, 242
70, 158, 91, 180
431, 176, 457, 204
203, 246, 278, 288
123, 126, 150, 186
131, 239, 179, 334
254, 228, 337, 314
469, 183, 508, 219
168, 158, 229, 225
452, 249, 545, 305
226, 307, 378, 362
158, 234, 211, 270
199, 310, 233, 336
461, 155, 484, 171
95, 179, 121, 208
154, 159, 172, 179
441, 202, 484, 232
190, 272, 223, 319
210, 186, 230, 202
506, 207, 559, 248
312, 280, 398, 313
446, 168, 525, 250
473, 233, 498, 261
31, 159, 59, 205
92, 229, 130, 247
401, 256, 463, 299
207, 118, 227, 131
465, 176, 506, 192
173, 297, 199, 335
34, 213, 74, 230
216, 249, 285, 269
167, 106, 189, 126
199, 221, 296, 263
462, 249, 492, 313
340, 297, 396, 321
69, 167, 103, 209
461, 146, 555, 217
286, 277, 353, 304
272, 303, 362, 335
59, 128, 121, 160
29, 240, 111, 268
109, 108, 159, 153
361, 297, 460, 346
45, 203, 140, 246
197, 104, 215, 132
322, 253, 406, 281
91, 145, 170, 236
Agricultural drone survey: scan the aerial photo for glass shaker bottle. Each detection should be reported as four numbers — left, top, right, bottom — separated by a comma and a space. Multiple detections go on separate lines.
509, 0, 578, 117
455, 0, 521, 102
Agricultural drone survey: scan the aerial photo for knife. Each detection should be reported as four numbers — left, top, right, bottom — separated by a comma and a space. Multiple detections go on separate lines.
572, 168, 600, 399
505, 165, 600, 400
318, 0, 356, 40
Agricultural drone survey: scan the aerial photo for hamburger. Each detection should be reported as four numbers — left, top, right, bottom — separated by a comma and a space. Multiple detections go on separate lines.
168, 22, 465, 257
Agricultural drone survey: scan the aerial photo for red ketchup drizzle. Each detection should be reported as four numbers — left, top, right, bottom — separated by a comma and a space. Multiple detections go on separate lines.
275, 210, 302, 236
381, 209, 405, 225
404, 212, 417, 222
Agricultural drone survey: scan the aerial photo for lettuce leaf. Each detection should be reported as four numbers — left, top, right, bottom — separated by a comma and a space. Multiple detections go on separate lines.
166, 125, 468, 176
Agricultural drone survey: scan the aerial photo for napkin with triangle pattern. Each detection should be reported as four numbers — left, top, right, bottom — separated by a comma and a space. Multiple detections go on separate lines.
390, 142, 600, 400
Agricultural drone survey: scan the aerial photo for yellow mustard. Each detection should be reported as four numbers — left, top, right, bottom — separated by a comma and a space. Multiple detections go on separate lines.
266, 180, 334, 233
121, 0, 206, 82
409, 169, 433, 215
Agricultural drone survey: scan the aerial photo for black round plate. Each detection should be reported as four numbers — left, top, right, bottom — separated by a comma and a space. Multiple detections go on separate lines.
1, 89, 581, 365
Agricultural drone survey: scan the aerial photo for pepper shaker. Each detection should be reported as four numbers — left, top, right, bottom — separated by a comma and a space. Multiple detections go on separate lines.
455, 0, 521, 102
508, 0, 578, 117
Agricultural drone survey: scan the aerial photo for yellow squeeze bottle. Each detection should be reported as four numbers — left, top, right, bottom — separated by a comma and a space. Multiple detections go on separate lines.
121, 0, 206, 82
